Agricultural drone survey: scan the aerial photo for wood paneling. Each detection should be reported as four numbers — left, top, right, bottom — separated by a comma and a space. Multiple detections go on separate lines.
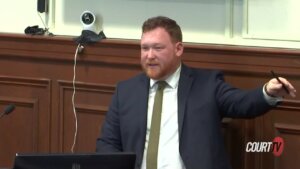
274, 123, 300, 169
0, 75, 51, 167
0, 33, 299, 169
57, 80, 115, 152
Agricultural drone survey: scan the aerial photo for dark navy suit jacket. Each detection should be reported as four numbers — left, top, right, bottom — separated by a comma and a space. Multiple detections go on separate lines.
96, 64, 272, 169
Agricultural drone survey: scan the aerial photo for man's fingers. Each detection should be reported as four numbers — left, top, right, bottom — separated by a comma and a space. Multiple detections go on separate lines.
277, 77, 297, 98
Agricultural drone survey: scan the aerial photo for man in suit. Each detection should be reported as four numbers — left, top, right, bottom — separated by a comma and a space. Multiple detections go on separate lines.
96, 16, 296, 169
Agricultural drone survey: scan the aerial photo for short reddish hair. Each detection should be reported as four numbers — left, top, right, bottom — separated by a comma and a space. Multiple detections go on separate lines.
142, 16, 182, 43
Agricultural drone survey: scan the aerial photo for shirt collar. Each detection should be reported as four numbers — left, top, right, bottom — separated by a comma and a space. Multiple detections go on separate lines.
150, 64, 181, 89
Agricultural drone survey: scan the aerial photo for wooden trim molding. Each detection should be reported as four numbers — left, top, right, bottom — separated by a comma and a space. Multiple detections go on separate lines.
0, 33, 300, 169
1, 33, 300, 75
275, 123, 300, 134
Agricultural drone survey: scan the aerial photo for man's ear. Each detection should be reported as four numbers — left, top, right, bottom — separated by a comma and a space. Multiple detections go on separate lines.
175, 42, 184, 57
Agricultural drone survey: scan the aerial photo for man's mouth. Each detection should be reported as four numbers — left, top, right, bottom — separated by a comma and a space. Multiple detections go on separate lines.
147, 63, 159, 68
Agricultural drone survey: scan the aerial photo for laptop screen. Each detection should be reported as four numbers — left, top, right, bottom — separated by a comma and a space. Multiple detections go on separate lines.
12, 152, 136, 169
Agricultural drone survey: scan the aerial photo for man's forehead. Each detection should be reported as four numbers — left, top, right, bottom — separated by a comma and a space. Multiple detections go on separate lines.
140, 42, 164, 47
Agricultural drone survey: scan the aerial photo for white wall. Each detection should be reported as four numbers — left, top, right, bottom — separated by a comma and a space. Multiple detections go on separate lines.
53, 0, 228, 41
246, 0, 300, 41
0, 0, 300, 49
0, 0, 45, 33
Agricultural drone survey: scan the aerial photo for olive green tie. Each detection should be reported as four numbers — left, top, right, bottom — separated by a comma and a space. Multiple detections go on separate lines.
147, 81, 167, 169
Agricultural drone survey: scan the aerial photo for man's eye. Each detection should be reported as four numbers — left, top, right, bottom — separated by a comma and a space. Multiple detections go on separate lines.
154, 46, 163, 50
141, 46, 149, 51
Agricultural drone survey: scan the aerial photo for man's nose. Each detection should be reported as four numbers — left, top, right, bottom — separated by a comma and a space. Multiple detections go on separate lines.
147, 48, 155, 59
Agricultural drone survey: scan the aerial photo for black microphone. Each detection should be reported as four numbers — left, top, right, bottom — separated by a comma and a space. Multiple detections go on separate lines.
0, 104, 16, 119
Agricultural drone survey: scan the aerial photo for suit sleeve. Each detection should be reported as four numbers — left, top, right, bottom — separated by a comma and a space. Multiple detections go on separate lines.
96, 85, 123, 152
215, 71, 273, 118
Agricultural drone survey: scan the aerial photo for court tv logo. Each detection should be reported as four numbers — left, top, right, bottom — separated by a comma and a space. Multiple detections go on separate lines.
245, 136, 284, 156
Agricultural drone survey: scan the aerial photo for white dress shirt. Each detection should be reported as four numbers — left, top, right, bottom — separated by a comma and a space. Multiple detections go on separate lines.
141, 65, 185, 169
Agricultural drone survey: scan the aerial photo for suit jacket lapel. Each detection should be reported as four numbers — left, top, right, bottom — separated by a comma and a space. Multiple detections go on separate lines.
178, 64, 194, 139
137, 74, 150, 166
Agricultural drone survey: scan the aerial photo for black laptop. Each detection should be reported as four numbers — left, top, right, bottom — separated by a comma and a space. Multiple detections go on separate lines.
12, 152, 136, 169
